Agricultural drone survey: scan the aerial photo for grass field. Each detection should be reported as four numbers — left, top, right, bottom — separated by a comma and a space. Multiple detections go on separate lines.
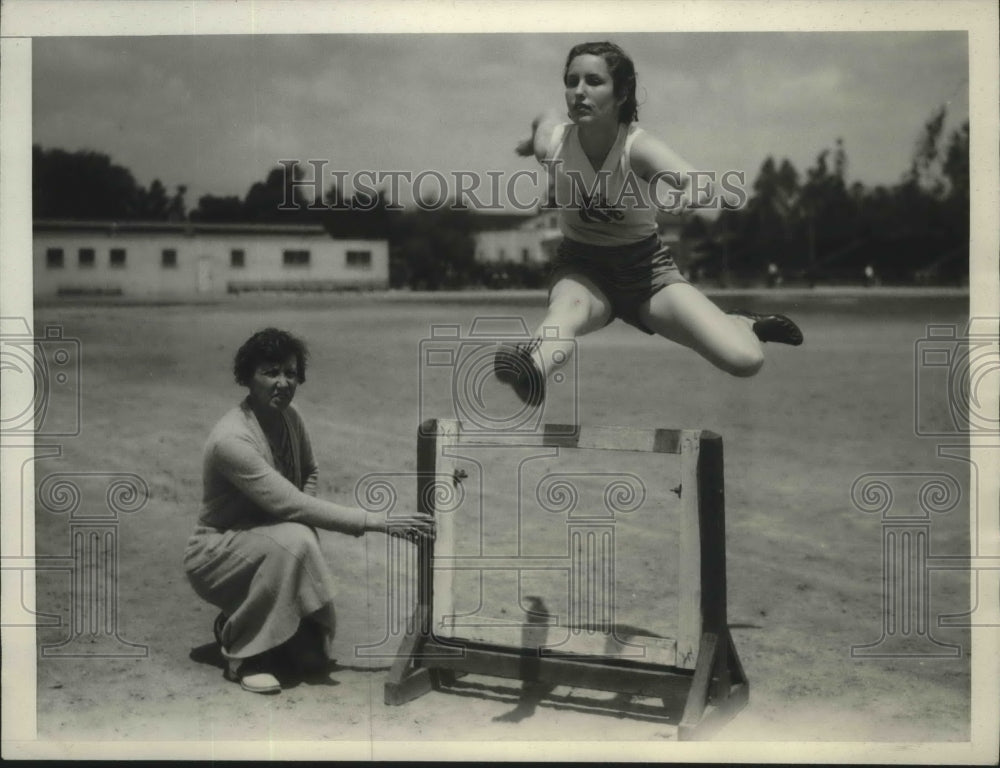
28, 289, 976, 748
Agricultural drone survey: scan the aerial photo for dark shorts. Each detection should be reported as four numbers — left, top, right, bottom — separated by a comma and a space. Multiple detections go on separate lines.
548, 234, 689, 334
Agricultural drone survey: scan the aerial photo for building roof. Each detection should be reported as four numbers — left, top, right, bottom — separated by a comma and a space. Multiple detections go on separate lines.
33, 220, 330, 237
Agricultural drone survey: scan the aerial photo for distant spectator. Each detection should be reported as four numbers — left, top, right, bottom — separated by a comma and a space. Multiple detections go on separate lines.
766, 262, 782, 288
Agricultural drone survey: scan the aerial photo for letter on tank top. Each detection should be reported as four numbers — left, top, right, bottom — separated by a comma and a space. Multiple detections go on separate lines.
545, 122, 659, 247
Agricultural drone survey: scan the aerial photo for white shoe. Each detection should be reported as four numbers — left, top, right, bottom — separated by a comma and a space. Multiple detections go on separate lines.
224, 658, 281, 694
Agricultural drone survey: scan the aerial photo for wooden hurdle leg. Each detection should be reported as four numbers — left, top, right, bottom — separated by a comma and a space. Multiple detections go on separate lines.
674, 431, 749, 739
677, 628, 749, 740
383, 605, 435, 705
385, 424, 444, 706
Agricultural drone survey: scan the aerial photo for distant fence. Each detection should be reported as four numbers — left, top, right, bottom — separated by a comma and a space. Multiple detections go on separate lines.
226, 279, 386, 294
56, 286, 124, 297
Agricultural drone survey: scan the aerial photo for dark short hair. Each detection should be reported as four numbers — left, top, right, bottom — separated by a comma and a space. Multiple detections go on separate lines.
233, 328, 308, 386
564, 41, 639, 124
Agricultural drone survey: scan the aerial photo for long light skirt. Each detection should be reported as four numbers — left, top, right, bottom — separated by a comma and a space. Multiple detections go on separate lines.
183, 522, 337, 660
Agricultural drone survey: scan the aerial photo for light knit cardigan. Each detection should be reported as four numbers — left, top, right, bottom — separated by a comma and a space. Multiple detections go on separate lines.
197, 399, 368, 535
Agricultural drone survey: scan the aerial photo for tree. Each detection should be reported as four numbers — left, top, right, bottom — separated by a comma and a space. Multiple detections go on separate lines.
240, 164, 323, 223
33, 145, 146, 220
938, 119, 970, 282
323, 187, 401, 240
865, 108, 968, 283
941, 120, 969, 201
907, 106, 947, 194
738, 156, 801, 277
390, 206, 477, 290
190, 194, 244, 222
167, 185, 188, 222
138, 179, 170, 220
681, 107, 969, 286
33, 145, 191, 223
810, 148, 847, 280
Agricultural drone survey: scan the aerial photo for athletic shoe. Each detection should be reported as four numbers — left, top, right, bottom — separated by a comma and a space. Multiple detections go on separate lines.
728, 310, 804, 346
493, 342, 545, 407
224, 656, 281, 694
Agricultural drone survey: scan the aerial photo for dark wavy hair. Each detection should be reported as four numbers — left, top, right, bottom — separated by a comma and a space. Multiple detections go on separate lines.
564, 41, 638, 124
233, 328, 308, 386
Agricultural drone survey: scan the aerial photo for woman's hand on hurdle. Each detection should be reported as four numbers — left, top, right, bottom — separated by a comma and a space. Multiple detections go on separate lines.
365, 510, 436, 542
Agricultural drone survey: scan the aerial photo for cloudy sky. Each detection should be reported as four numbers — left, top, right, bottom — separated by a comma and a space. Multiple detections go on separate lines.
32, 29, 969, 210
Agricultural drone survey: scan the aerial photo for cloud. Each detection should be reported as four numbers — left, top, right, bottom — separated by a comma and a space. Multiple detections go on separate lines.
32, 31, 969, 206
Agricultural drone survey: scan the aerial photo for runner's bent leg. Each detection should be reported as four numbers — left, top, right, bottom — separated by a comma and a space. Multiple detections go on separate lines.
530, 272, 613, 379
638, 283, 764, 377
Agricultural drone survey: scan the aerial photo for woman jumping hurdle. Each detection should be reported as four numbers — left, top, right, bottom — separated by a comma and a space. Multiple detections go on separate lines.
495, 41, 803, 406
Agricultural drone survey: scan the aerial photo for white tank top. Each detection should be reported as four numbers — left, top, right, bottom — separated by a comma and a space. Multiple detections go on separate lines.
545, 122, 658, 246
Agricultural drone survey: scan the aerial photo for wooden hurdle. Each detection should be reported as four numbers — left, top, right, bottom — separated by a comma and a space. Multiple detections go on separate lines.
384, 419, 748, 740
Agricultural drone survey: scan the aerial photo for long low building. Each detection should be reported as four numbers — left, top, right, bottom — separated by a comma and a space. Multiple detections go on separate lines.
473, 210, 685, 267
473, 211, 562, 265
33, 220, 389, 298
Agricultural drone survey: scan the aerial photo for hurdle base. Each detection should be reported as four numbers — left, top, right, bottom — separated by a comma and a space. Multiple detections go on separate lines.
383, 626, 747, 740
384, 666, 435, 706
677, 629, 749, 740
383, 605, 440, 706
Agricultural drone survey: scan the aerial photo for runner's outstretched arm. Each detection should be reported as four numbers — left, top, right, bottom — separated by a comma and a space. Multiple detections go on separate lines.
516, 108, 565, 161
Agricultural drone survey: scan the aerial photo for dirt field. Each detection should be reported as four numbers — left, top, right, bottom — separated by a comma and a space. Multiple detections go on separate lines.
26, 289, 975, 755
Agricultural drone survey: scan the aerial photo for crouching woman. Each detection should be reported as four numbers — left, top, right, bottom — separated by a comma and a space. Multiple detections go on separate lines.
183, 328, 433, 694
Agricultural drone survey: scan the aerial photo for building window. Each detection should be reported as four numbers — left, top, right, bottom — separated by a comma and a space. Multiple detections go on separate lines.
78, 248, 95, 268
110, 248, 127, 268
230, 249, 245, 268
521, 247, 530, 264
283, 249, 310, 267
46, 248, 65, 269
346, 250, 372, 269
161, 249, 178, 268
